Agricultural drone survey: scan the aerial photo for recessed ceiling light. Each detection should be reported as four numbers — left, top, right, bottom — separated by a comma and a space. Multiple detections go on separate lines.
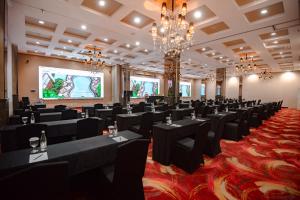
219, 56, 223, 59
98, 0, 106, 7
211, 52, 215, 56
113, 50, 118, 54
126, 44, 131, 48
240, 46, 244, 50
68, 39, 72, 43
133, 17, 141, 24
36, 41, 40, 44
279, 52, 283, 55
226, 59, 229, 62
193, 11, 202, 19
273, 40, 278, 44
103, 38, 108, 42
38, 20, 45, 24
34, 50, 38, 53
160, 27, 165, 33
201, 47, 206, 51
271, 32, 277, 36
81, 25, 87, 30
260, 9, 268, 15
144, 49, 148, 52
135, 41, 140, 46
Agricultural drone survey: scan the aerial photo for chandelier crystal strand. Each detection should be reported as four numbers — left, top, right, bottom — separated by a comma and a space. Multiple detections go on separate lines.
152, 1, 194, 57
258, 69, 273, 79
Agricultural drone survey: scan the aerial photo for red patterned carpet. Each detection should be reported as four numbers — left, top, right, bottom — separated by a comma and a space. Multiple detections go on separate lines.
143, 109, 300, 200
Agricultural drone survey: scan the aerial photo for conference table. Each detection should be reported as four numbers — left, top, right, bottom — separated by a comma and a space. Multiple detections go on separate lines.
117, 111, 166, 131
95, 108, 127, 119
0, 118, 104, 152
152, 118, 210, 165
0, 130, 142, 176
207, 111, 238, 122
170, 108, 194, 121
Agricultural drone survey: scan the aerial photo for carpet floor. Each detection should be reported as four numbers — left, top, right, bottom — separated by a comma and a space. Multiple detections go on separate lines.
143, 108, 300, 200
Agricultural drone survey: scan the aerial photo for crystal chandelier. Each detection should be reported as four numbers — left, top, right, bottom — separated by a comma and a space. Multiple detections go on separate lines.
206, 73, 215, 82
84, 46, 105, 73
235, 53, 257, 75
258, 69, 273, 80
151, 0, 194, 57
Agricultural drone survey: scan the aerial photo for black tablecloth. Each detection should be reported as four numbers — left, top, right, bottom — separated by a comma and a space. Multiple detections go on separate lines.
152, 118, 210, 165
37, 108, 57, 113
95, 108, 127, 118
170, 108, 194, 121
117, 111, 165, 131
207, 111, 237, 122
0, 118, 101, 152
0, 130, 142, 176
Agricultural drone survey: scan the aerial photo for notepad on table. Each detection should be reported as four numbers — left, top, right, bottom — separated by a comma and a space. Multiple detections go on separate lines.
29, 152, 48, 163
112, 136, 128, 142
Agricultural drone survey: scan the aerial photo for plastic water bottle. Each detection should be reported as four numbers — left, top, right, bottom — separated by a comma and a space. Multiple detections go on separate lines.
40, 130, 47, 151
114, 121, 118, 136
30, 113, 35, 124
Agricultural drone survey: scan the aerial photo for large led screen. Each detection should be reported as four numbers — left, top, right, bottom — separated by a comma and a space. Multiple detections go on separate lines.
130, 76, 160, 98
39, 66, 104, 99
180, 81, 192, 97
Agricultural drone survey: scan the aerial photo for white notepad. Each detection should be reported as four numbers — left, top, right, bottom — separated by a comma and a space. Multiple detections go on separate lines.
170, 124, 182, 127
29, 152, 48, 163
112, 136, 128, 142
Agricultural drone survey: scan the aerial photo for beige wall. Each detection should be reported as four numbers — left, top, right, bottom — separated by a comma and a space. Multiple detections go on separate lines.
243, 71, 300, 108
206, 80, 216, 100
225, 76, 239, 99
18, 53, 113, 108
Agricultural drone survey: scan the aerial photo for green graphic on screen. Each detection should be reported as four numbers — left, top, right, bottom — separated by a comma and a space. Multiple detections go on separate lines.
39, 66, 104, 99
180, 82, 191, 97
130, 76, 160, 98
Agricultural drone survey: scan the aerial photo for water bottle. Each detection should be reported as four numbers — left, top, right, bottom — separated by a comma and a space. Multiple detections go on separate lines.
30, 113, 35, 124
114, 121, 118, 136
85, 109, 89, 118
40, 130, 47, 151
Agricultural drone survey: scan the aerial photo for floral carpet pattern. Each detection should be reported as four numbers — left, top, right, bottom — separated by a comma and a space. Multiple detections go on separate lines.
143, 109, 300, 200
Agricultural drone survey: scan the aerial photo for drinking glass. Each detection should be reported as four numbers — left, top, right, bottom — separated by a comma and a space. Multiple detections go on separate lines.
108, 126, 114, 137
29, 137, 39, 153
22, 117, 28, 125
113, 128, 118, 137
191, 113, 196, 120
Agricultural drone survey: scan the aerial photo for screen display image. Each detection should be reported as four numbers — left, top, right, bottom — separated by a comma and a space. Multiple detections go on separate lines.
130, 76, 160, 98
180, 81, 192, 97
39, 66, 104, 99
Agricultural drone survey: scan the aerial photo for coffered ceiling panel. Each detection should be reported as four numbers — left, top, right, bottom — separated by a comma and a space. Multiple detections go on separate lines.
81, 0, 123, 16
201, 21, 229, 35
245, 2, 284, 23
121, 11, 155, 29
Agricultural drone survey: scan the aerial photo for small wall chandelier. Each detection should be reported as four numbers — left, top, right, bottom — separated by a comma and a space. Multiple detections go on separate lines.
235, 53, 257, 75
206, 73, 216, 82
258, 69, 273, 80
84, 46, 105, 73
151, 0, 194, 57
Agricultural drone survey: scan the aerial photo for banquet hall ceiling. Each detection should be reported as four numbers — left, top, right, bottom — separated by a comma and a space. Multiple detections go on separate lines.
7, 0, 300, 78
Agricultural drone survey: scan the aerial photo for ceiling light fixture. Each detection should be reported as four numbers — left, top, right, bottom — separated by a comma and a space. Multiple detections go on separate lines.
271, 32, 276, 36
113, 50, 118, 54
260, 9, 268, 15
84, 46, 106, 73
151, 0, 194, 57
38, 20, 45, 24
144, 49, 148, 52
258, 69, 272, 79
202, 47, 206, 51
135, 41, 140, 46
36, 41, 40, 44
273, 40, 278, 44
103, 38, 108, 42
126, 44, 131, 48
240, 46, 244, 50
193, 11, 202, 19
219, 56, 223, 59
98, 0, 106, 7
68, 39, 72, 43
235, 53, 257, 75
81, 25, 87, 30
133, 17, 141, 24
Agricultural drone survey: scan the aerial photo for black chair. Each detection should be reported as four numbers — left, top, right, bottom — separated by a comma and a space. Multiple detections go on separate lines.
106, 106, 123, 125
76, 118, 104, 139
0, 161, 70, 200
20, 111, 40, 123
101, 139, 149, 200
201, 105, 210, 118
130, 112, 154, 139
61, 109, 78, 120
138, 102, 145, 112
94, 103, 104, 109
54, 105, 67, 112
172, 122, 210, 173
113, 103, 122, 107
204, 116, 225, 157
15, 124, 48, 150
21, 97, 30, 108
257, 99, 261, 105
223, 111, 246, 141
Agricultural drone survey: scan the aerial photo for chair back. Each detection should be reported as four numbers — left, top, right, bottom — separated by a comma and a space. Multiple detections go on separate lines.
201, 106, 209, 118
61, 109, 78, 120
77, 118, 104, 139
210, 116, 225, 141
113, 103, 121, 107
16, 124, 48, 150
54, 105, 67, 112
21, 97, 30, 107
138, 102, 145, 112
139, 112, 154, 138
112, 106, 123, 121
0, 161, 69, 200
94, 103, 104, 109
20, 111, 40, 123
113, 139, 149, 183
